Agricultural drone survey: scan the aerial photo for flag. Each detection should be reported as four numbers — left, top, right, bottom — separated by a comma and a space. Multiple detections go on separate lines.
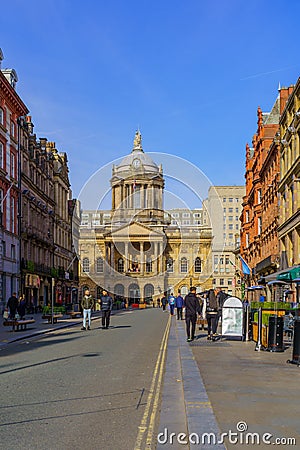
239, 256, 251, 275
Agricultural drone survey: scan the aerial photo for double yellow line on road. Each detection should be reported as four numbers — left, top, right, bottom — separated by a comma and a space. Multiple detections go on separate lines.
134, 316, 171, 450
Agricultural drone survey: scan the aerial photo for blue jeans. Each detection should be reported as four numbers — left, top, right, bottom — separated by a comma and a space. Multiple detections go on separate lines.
83, 309, 91, 328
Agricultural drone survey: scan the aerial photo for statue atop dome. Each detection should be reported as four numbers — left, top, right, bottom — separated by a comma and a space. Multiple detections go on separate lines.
133, 130, 143, 151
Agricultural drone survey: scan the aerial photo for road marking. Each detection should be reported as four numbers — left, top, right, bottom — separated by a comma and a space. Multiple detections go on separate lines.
134, 316, 170, 450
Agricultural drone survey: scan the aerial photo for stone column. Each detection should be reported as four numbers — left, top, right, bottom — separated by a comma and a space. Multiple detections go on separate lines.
140, 242, 144, 275
154, 242, 159, 274
125, 242, 129, 272
111, 244, 115, 274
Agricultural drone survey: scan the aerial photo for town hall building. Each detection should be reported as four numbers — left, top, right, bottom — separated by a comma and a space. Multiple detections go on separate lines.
79, 132, 213, 304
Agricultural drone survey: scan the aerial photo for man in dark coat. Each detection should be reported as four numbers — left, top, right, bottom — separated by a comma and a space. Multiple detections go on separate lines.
7, 293, 18, 319
100, 290, 113, 329
184, 287, 202, 342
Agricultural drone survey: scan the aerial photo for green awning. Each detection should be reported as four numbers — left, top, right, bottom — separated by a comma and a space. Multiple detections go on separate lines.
277, 266, 300, 281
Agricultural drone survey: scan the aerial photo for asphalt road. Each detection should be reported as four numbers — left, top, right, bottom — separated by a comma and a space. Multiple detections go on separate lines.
0, 308, 169, 450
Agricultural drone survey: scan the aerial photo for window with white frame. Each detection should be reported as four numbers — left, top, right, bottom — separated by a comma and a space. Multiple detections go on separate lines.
246, 233, 249, 247
96, 257, 104, 273
257, 216, 262, 235
10, 153, 15, 178
166, 258, 174, 272
82, 257, 90, 273
194, 257, 201, 273
146, 258, 152, 273
182, 212, 190, 218
11, 120, 15, 138
117, 258, 124, 272
257, 189, 262, 204
180, 257, 188, 273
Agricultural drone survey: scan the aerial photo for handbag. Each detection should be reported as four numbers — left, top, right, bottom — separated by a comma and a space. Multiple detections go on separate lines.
3, 309, 9, 320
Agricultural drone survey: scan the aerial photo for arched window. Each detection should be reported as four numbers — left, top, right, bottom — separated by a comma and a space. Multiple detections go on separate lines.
118, 258, 124, 273
166, 257, 174, 273
144, 284, 154, 303
82, 257, 90, 273
194, 257, 202, 273
180, 257, 188, 273
96, 257, 104, 273
146, 258, 152, 273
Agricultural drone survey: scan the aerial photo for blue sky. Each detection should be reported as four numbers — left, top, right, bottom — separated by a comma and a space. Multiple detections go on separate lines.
1, 0, 300, 208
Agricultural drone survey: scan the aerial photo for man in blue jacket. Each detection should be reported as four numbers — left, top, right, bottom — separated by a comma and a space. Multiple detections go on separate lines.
175, 290, 184, 320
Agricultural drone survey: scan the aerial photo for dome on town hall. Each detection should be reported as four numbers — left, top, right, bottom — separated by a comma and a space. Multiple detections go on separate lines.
113, 131, 161, 176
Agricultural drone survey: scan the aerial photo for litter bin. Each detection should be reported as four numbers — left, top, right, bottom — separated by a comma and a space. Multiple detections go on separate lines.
287, 319, 300, 365
267, 315, 284, 352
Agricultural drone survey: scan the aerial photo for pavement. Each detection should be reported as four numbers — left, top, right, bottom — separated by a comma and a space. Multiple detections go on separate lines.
1, 311, 299, 449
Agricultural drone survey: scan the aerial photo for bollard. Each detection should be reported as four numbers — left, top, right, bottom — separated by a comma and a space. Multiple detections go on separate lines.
267, 315, 284, 352
255, 307, 263, 351
287, 319, 300, 365
244, 305, 250, 341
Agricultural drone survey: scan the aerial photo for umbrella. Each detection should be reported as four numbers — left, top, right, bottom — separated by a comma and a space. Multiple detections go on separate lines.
267, 280, 290, 286
246, 285, 265, 290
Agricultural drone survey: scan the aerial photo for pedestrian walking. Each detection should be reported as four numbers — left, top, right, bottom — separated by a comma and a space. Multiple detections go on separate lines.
80, 289, 94, 330
161, 293, 167, 311
7, 293, 18, 319
184, 287, 202, 342
157, 298, 161, 308
18, 295, 26, 319
205, 289, 219, 340
216, 287, 228, 330
175, 291, 184, 320
100, 290, 113, 329
168, 293, 176, 315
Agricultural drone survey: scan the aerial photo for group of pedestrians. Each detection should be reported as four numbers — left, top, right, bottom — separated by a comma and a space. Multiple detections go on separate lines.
80, 289, 113, 331
5, 293, 27, 320
158, 287, 228, 342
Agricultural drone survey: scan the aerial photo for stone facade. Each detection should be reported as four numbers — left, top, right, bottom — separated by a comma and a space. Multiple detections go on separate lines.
278, 78, 300, 279
240, 87, 294, 285
79, 132, 213, 303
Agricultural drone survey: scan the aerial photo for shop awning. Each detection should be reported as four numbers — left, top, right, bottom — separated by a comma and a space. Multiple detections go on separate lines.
277, 266, 300, 282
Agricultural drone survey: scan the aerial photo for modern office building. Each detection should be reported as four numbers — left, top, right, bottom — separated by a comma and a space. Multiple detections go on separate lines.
203, 185, 245, 296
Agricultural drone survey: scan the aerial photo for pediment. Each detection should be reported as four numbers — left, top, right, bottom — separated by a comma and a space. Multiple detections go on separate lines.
105, 221, 165, 239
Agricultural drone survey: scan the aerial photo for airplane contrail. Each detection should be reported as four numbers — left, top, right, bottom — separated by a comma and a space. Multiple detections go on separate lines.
240, 64, 299, 80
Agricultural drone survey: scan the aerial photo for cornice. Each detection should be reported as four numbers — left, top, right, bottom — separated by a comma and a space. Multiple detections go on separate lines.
0, 71, 28, 116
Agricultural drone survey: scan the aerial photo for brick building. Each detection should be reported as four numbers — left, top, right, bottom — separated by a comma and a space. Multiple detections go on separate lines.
0, 50, 28, 310
240, 86, 294, 285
